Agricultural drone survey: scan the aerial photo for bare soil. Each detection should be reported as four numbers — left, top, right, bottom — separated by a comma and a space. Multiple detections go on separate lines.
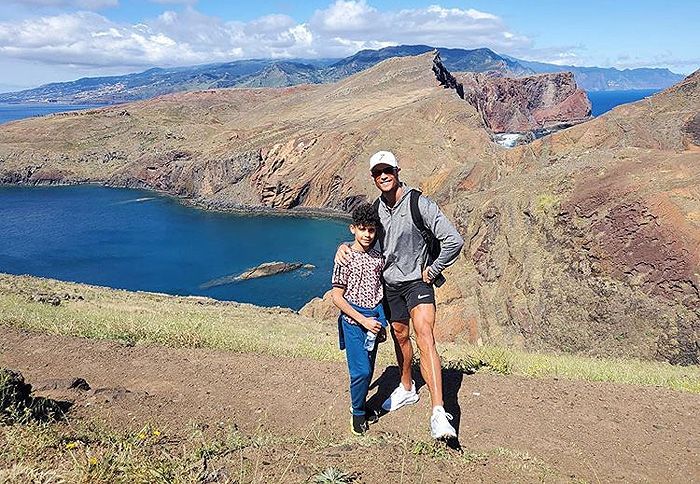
2, 327, 698, 483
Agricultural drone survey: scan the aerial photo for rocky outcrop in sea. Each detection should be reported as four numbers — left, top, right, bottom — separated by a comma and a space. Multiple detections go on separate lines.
201, 262, 315, 288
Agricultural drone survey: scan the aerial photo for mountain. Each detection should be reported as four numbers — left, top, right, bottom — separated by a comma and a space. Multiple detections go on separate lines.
326, 45, 531, 80
236, 61, 327, 88
512, 58, 685, 91
458, 71, 592, 133
0, 45, 534, 104
445, 68, 699, 364
0, 45, 532, 104
0, 52, 490, 209
0, 45, 684, 104
0, 58, 338, 104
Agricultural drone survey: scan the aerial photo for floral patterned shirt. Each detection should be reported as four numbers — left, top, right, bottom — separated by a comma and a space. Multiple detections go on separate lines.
332, 247, 384, 324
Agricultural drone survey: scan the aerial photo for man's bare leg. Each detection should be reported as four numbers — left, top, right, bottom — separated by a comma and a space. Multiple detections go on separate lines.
410, 303, 443, 407
390, 320, 413, 390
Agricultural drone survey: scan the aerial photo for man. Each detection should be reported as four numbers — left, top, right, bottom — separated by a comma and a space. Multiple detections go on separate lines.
336, 150, 464, 439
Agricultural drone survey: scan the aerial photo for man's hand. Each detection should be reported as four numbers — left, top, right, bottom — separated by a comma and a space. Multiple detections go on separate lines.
335, 243, 352, 266
422, 268, 433, 284
359, 316, 382, 334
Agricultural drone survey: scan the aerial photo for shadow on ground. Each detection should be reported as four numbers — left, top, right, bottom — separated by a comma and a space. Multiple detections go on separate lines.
1, 368, 73, 424
367, 364, 464, 450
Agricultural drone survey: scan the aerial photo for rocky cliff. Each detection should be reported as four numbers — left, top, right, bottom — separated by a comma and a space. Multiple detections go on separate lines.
0, 52, 493, 213
0, 55, 698, 364
458, 71, 592, 133
436, 69, 700, 364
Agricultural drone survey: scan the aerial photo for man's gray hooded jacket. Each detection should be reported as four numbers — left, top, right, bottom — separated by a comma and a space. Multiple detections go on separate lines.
375, 184, 464, 286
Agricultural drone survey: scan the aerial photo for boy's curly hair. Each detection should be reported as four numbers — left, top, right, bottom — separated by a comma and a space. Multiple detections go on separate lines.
352, 203, 381, 228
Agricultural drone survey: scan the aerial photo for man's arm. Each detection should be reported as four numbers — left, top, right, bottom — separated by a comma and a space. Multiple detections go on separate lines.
330, 287, 381, 334
334, 243, 353, 266
418, 196, 464, 281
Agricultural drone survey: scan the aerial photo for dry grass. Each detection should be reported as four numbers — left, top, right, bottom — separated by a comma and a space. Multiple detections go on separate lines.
0, 417, 575, 483
1, 273, 698, 393
0, 274, 340, 362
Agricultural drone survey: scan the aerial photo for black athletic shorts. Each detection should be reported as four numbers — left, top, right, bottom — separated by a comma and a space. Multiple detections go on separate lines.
383, 280, 435, 322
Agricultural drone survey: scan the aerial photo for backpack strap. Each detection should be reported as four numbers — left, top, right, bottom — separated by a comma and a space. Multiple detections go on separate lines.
372, 197, 383, 252
409, 190, 429, 238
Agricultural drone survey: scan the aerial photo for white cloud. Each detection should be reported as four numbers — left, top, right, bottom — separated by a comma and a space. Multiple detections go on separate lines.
310, 1, 530, 52
312, 0, 377, 32
0, 0, 697, 83
0, 1, 534, 73
425, 5, 497, 21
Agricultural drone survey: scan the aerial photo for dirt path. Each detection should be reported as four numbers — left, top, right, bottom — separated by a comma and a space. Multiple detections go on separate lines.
2, 327, 699, 483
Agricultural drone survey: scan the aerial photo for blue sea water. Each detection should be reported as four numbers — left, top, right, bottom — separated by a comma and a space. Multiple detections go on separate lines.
0, 90, 665, 305
0, 103, 103, 125
0, 185, 350, 309
586, 89, 660, 117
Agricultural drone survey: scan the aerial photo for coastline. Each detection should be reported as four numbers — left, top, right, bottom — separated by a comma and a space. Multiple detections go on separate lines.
0, 180, 353, 222
0, 183, 350, 309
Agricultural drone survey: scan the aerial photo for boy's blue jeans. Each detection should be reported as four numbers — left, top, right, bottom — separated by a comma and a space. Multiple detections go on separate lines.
338, 302, 387, 416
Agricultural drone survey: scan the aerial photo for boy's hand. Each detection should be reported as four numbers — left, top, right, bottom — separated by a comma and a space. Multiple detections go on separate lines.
335, 243, 352, 266
422, 268, 433, 284
359, 316, 381, 334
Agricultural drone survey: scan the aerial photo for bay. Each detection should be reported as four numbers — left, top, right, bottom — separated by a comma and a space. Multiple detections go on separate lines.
0, 185, 350, 310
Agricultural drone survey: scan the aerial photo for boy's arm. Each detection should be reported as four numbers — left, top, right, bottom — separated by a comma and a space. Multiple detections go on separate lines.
330, 287, 381, 334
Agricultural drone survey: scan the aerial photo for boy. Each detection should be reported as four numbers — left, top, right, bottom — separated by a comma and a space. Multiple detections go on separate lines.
331, 203, 387, 436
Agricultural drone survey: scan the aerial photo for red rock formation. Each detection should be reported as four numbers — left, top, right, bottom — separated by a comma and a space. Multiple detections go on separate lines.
458, 71, 592, 133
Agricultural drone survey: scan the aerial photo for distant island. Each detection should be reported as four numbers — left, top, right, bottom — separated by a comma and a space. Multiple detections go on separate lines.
0, 44, 684, 105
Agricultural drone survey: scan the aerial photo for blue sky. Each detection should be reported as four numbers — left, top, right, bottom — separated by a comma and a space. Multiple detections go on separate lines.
0, 0, 697, 91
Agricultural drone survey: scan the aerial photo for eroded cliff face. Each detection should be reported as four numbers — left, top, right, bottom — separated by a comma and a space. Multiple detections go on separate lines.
435, 70, 700, 364
458, 71, 592, 133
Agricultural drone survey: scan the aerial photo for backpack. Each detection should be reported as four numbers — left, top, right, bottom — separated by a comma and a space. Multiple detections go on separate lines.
373, 190, 446, 287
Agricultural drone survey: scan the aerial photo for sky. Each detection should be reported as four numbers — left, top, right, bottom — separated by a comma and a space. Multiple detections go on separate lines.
0, 0, 698, 92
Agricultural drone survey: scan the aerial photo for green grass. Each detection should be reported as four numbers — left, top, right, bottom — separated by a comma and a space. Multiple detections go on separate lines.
1, 273, 699, 393
311, 467, 359, 484
0, 274, 341, 362
440, 344, 700, 393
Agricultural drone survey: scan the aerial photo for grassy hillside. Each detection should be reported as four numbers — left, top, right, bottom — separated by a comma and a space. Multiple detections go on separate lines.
1, 273, 697, 393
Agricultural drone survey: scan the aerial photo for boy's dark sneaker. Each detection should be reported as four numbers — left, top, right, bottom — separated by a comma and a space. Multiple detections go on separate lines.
351, 414, 369, 436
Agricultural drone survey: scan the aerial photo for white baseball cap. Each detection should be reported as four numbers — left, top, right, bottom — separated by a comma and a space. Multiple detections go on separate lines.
369, 151, 399, 171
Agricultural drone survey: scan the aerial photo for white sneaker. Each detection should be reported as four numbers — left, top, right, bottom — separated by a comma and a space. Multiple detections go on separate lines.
430, 407, 457, 439
382, 381, 419, 412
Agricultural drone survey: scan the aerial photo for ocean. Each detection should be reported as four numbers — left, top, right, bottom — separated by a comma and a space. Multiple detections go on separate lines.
0, 103, 104, 124
586, 89, 660, 116
0, 185, 349, 310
